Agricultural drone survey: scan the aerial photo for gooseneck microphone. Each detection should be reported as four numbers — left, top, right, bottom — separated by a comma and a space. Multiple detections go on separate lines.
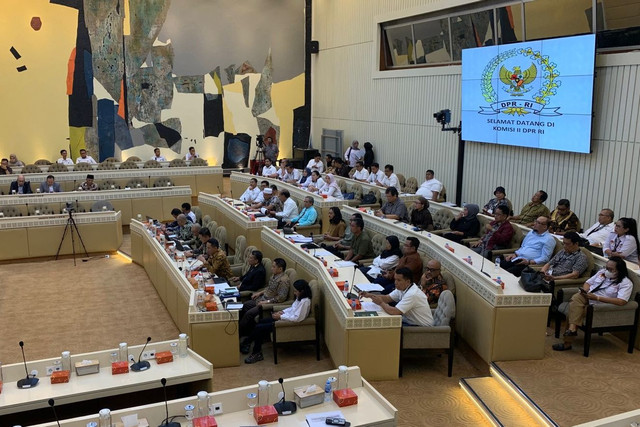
346, 265, 358, 299
159, 378, 180, 427
217, 185, 223, 196
131, 337, 152, 372
49, 398, 61, 427
17, 341, 39, 389
479, 240, 491, 278
273, 377, 297, 415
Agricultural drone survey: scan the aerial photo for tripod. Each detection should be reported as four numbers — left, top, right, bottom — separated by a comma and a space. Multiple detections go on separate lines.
55, 210, 89, 266
250, 147, 266, 175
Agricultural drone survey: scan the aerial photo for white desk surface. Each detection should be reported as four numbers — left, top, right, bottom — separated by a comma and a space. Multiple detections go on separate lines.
0, 341, 212, 415
198, 193, 278, 228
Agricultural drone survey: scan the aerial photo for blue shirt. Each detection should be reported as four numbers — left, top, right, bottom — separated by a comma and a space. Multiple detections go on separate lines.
291, 206, 318, 226
515, 230, 556, 265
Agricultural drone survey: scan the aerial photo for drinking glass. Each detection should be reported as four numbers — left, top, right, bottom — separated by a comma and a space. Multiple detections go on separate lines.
247, 392, 257, 414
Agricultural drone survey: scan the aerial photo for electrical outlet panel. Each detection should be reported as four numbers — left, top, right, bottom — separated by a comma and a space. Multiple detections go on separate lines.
212, 402, 223, 414
45, 365, 62, 376
141, 349, 156, 360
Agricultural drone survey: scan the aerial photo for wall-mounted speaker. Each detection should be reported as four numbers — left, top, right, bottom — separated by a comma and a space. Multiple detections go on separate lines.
309, 41, 319, 54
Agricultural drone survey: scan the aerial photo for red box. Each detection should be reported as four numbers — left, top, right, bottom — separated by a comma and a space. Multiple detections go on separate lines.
333, 388, 358, 407
253, 405, 278, 425
205, 284, 215, 294
155, 351, 174, 364
50, 370, 70, 384
193, 415, 218, 427
335, 281, 346, 291
205, 301, 218, 311
111, 361, 129, 375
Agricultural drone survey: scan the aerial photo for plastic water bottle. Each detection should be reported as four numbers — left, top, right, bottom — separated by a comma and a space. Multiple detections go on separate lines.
343, 281, 349, 298
494, 257, 501, 273
324, 379, 332, 402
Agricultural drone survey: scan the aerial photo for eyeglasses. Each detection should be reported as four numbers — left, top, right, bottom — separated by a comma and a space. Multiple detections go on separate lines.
424, 267, 440, 272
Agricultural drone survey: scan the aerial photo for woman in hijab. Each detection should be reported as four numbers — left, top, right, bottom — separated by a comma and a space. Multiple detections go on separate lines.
360, 235, 402, 280
444, 204, 481, 243
321, 173, 343, 199
297, 168, 313, 188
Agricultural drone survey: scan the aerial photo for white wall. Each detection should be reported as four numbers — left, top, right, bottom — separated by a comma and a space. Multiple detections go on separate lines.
312, 0, 640, 227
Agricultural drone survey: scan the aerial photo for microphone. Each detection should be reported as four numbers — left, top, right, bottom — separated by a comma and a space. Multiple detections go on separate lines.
346, 265, 358, 299
130, 337, 152, 372
159, 378, 180, 427
217, 185, 223, 197
26, 202, 30, 216
149, 175, 152, 188
73, 179, 76, 191
273, 377, 297, 415
48, 398, 61, 427
478, 240, 491, 278
230, 189, 234, 200
17, 341, 39, 389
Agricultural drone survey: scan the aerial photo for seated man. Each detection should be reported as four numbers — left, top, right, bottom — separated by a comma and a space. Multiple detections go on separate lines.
186, 223, 202, 248
283, 164, 301, 184
0, 158, 12, 175
285, 196, 318, 228
185, 227, 211, 258
39, 175, 61, 193
151, 147, 166, 161
276, 159, 288, 180
57, 149, 74, 165
76, 149, 97, 164
306, 153, 324, 173
377, 237, 424, 294
249, 186, 273, 211
270, 190, 298, 228
261, 157, 278, 178
500, 216, 556, 277
240, 178, 261, 203
419, 259, 448, 306
322, 212, 363, 257
366, 162, 384, 185
230, 250, 267, 293
375, 186, 409, 222
198, 238, 232, 279
360, 267, 433, 326
332, 158, 350, 178
9, 174, 31, 194
540, 231, 589, 282
410, 197, 434, 231
351, 160, 369, 182
510, 190, 550, 227
579, 208, 615, 247
376, 164, 399, 190
80, 174, 98, 191
260, 186, 282, 214
471, 205, 514, 258
185, 146, 199, 161
174, 214, 193, 241
239, 258, 290, 337
165, 208, 183, 231
549, 199, 581, 235
182, 202, 196, 223
415, 169, 443, 200
343, 217, 374, 263
8, 154, 24, 168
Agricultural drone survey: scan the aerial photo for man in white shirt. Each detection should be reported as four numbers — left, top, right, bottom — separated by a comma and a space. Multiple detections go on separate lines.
416, 169, 443, 200
360, 267, 433, 326
351, 161, 369, 181
376, 164, 399, 190
261, 158, 278, 178
76, 149, 97, 164
272, 189, 299, 228
580, 208, 615, 246
306, 153, 324, 173
283, 164, 301, 184
185, 146, 198, 161
344, 140, 364, 168
277, 159, 288, 180
151, 147, 166, 161
240, 178, 261, 203
366, 162, 384, 185
57, 149, 74, 165
181, 202, 197, 223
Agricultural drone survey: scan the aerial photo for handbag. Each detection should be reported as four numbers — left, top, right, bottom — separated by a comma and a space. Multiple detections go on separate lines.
519, 266, 550, 293
362, 192, 377, 204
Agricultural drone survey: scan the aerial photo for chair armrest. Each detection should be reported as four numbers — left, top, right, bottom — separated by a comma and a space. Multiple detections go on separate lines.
231, 265, 244, 277
272, 303, 293, 312
260, 299, 294, 313
490, 248, 518, 256
275, 317, 316, 328
558, 287, 580, 303
592, 300, 639, 313
403, 326, 451, 334
431, 229, 451, 236
461, 237, 480, 245
553, 278, 587, 292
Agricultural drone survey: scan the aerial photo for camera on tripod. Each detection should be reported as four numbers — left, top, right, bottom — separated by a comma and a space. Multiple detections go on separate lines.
65, 202, 75, 213
256, 134, 265, 149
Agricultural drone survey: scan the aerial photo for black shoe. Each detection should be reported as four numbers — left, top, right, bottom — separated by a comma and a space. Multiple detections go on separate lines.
563, 329, 578, 337
244, 352, 264, 364
240, 339, 251, 355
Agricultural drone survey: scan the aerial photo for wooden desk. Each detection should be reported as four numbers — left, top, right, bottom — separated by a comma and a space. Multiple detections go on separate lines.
1, 165, 222, 197
230, 172, 344, 233
343, 206, 551, 364
197, 193, 278, 251
130, 220, 239, 368
0, 211, 122, 260
0, 340, 212, 422
0, 186, 192, 225
32, 366, 397, 427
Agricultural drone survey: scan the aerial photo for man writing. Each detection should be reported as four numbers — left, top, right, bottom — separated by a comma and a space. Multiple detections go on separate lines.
350, 161, 369, 182
185, 227, 211, 257
375, 187, 408, 222
198, 239, 232, 279
500, 216, 556, 276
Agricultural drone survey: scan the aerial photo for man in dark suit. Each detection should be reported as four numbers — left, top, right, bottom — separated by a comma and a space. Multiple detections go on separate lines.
39, 175, 62, 193
9, 175, 32, 194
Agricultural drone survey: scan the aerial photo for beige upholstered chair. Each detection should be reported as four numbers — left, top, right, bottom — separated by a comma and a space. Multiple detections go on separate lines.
90, 200, 115, 212
103, 157, 118, 163
0, 206, 22, 217
351, 183, 363, 205
190, 157, 208, 166
272, 279, 321, 364
555, 280, 640, 357
74, 162, 93, 171
204, 219, 218, 235
400, 289, 456, 377
436, 185, 447, 203
125, 156, 141, 162
547, 248, 594, 296
360, 234, 384, 266
35, 159, 52, 165
99, 180, 120, 190
98, 161, 117, 170
231, 245, 258, 277
22, 164, 42, 173
153, 177, 173, 187
48, 162, 69, 172
119, 160, 139, 170
214, 225, 227, 254
227, 235, 247, 266
404, 177, 418, 194
28, 204, 55, 215
396, 173, 406, 192
191, 206, 202, 224
489, 225, 525, 260
169, 159, 187, 167
144, 160, 162, 169
431, 209, 454, 231
125, 178, 147, 189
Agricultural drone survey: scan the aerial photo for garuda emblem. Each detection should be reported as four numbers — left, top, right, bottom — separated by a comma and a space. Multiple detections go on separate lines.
499, 64, 537, 96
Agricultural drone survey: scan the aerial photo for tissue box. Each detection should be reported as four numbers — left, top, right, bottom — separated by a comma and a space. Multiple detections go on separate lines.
155, 351, 174, 364
205, 284, 215, 294
50, 370, 70, 384
111, 361, 129, 375
335, 281, 346, 291
205, 301, 218, 311
333, 388, 358, 407
253, 405, 278, 425
74, 360, 100, 376
193, 415, 218, 427
294, 384, 324, 408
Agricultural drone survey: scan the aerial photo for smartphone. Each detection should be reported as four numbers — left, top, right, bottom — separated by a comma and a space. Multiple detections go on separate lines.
326, 418, 347, 426
579, 288, 587, 294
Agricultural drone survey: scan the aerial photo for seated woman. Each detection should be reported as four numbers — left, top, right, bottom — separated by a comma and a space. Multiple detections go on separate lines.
307, 170, 325, 193
320, 174, 343, 199
410, 197, 434, 231
443, 204, 481, 244
297, 167, 313, 188
242, 279, 312, 363
360, 236, 402, 280
319, 207, 346, 243
603, 217, 639, 264
324, 154, 335, 175
482, 186, 511, 216
553, 256, 633, 351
